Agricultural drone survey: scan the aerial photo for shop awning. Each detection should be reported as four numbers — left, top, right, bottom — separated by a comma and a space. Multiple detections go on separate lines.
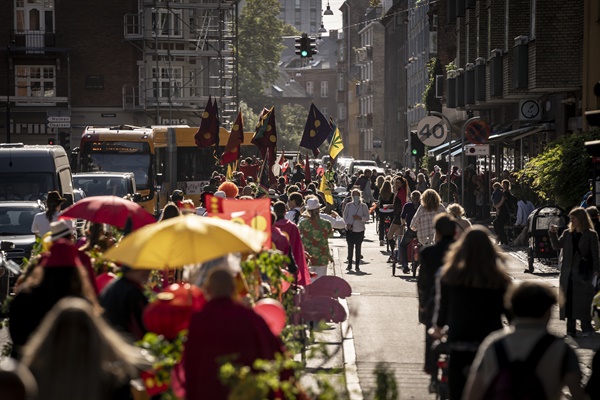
487, 126, 540, 143
427, 139, 459, 156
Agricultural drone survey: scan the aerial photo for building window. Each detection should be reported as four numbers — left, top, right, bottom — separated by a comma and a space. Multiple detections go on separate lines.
338, 73, 344, 91
15, 0, 55, 39
15, 66, 55, 98
530, 0, 536, 39
152, 9, 182, 37
320, 81, 328, 98
337, 103, 346, 120
321, 107, 329, 119
295, 0, 301, 8
152, 66, 183, 98
306, 81, 314, 95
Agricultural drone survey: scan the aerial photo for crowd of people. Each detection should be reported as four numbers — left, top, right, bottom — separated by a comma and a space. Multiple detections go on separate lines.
2, 156, 600, 400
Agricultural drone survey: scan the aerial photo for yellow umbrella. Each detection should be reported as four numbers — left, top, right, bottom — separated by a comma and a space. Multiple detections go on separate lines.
102, 215, 266, 269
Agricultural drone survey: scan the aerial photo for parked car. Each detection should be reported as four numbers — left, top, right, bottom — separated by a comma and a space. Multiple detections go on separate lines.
348, 159, 383, 176
73, 172, 139, 200
0, 201, 45, 266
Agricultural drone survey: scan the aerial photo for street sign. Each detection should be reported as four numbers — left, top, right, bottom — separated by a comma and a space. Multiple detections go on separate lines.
47, 122, 71, 128
464, 144, 490, 155
47, 116, 71, 122
465, 119, 490, 144
416, 116, 448, 147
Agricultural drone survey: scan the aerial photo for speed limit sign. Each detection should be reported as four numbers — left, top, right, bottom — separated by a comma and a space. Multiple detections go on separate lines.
416, 116, 449, 147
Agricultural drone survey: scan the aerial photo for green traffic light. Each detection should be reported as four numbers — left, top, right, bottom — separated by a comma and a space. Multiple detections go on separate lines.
301, 50, 308, 57
411, 149, 418, 155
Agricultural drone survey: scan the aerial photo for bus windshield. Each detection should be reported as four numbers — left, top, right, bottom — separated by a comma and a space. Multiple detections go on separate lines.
80, 142, 152, 190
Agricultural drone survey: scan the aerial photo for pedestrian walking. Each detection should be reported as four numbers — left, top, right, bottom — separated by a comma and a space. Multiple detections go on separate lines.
548, 207, 599, 337
410, 189, 446, 247
417, 214, 456, 393
386, 176, 409, 250
343, 189, 370, 272
491, 180, 511, 246
377, 180, 395, 246
446, 203, 472, 239
22, 297, 147, 400
463, 281, 586, 400
273, 201, 311, 285
432, 226, 512, 400
298, 197, 333, 280
397, 190, 421, 271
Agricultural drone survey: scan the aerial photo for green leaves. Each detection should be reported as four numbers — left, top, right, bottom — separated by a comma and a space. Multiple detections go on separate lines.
519, 130, 600, 208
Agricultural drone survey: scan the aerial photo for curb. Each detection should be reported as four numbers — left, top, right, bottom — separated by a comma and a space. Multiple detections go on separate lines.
332, 244, 363, 400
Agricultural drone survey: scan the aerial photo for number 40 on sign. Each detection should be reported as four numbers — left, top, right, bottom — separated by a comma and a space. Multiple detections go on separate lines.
416, 116, 449, 147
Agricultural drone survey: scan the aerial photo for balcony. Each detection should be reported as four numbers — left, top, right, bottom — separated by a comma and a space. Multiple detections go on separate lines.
10, 30, 56, 52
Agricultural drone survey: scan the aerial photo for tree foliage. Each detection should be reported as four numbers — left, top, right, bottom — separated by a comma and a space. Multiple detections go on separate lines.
238, 0, 285, 113
282, 24, 301, 36
276, 103, 310, 151
519, 130, 600, 209
423, 57, 443, 113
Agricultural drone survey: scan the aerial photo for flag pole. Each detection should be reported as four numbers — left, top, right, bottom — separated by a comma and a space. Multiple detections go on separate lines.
258, 151, 269, 185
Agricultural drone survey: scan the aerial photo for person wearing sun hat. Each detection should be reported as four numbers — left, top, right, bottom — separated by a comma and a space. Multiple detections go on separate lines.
8, 239, 100, 359
31, 191, 70, 238
298, 196, 333, 280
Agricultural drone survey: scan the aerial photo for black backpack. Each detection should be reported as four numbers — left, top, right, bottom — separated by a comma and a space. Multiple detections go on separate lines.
484, 334, 555, 400
292, 209, 301, 224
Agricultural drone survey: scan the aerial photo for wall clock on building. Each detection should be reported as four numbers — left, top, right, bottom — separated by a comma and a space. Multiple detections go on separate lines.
519, 100, 541, 120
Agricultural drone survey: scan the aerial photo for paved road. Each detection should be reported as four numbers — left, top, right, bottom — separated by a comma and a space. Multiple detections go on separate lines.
331, 221, 599, 400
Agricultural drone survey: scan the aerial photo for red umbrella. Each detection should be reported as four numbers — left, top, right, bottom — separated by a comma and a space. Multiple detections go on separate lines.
59, 195, 156, 230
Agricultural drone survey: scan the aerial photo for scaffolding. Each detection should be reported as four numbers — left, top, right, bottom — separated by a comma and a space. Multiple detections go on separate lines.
123, 0, 238, 127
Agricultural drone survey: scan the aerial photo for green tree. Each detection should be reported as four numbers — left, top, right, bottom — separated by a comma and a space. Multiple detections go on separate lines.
519, 130, 600, 209
238, 0, 285, 113
240, 101, 259, 132
422, 57, 443, 113
282, 24, 301, 36
276, 103, 309, 151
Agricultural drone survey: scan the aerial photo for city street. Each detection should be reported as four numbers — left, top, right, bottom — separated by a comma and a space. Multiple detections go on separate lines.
328, 220, 599, 400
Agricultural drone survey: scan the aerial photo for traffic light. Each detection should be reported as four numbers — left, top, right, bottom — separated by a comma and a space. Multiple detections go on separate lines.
410, 132, 425, 158
48, 138, 56, 145
59, 132, 70, 150
296, 33, 309, 58
307, 36, 317, 57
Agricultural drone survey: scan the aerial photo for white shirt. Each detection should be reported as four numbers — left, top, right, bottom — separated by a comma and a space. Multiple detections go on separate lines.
285, 207, 302, 223
299, 213, 346, 230
343, 201, 370, 232
516, 200, 535, 226
31, 211, 57, 236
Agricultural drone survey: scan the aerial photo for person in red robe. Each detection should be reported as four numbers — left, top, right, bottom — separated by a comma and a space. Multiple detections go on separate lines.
273, 201, 311, 285
182, 269, 284, 400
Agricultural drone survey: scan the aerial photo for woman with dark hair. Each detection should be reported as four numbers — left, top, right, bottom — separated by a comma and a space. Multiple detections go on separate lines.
386, 176, 409, 255
22, 297, 148, 400
432, 226, 512, 400
8, 240, 99, 359
377, 180, 395, 246
549, 207, 600, 337
31, 191, 69, 238
343, 189, 370, 272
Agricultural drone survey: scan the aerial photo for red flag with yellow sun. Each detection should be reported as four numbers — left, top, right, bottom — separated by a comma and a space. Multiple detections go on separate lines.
206, 195, 271, 249
220, 111, 244, 166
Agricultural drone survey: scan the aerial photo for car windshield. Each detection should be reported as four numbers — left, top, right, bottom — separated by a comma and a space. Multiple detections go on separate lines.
73, 176, 129, 197
0, 173, 54, 201
0, 206, 38, 235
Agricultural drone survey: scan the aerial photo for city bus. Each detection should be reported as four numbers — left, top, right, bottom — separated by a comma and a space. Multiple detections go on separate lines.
78, 126, 156, 214
152, 126, 256, 208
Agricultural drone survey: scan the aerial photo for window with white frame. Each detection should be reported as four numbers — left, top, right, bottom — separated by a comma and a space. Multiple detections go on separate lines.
306, 81, 314, 95
15, 65, 55, 98
152, 9, 182, 37
152, 66, 183, 98
320, 81, 328, 98
338, 73, 344, 91
321, 107, 329, 119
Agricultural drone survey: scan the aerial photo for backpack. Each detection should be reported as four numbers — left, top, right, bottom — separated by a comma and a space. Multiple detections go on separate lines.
483, 334, 555, 400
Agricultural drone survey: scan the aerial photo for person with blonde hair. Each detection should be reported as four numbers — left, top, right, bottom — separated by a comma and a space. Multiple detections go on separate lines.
409, 189, 446, 247
22, 297, 148, 400
432, 226, 512, 400
549, 206, 600, 337
447, 203, 472, 238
